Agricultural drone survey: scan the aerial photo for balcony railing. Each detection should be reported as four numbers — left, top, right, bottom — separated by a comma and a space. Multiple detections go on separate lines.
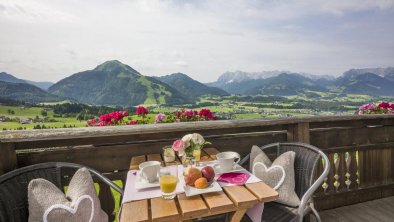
1, 115, 393, 216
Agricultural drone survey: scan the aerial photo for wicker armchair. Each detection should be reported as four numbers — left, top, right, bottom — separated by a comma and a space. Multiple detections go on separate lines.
0, 162, 123, 222
239, 142, 329, 222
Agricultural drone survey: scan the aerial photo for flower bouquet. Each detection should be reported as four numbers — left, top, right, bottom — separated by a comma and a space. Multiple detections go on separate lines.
172, 133, 211, 166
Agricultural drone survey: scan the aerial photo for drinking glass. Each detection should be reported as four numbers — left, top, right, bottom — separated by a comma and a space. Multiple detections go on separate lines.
159, 166, 178, 199
193, 148, 201, 166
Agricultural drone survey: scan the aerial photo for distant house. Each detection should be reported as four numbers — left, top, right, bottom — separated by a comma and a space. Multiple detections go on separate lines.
20, 119, 30, 124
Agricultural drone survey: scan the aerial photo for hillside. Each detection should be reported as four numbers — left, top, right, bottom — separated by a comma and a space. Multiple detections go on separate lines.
0, 80, 63, 103
343, 67, 394, 77
155, 73, 228, 99
48, 60, 189, 106
209, 73, 328, 95
246, 73, 327, 95
0, 72, 54, 90
335, 72, 394, 96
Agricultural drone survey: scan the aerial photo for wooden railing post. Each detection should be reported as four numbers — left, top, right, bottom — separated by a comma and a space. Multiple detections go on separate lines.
287, 122, 310, 143
0, 142, 17, 175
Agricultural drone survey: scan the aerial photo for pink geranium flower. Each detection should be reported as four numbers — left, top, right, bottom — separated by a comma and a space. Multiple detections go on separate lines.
155, 113, 166, 123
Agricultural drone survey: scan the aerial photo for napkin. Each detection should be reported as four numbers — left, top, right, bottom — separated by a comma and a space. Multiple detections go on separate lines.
217, 172, 251, 185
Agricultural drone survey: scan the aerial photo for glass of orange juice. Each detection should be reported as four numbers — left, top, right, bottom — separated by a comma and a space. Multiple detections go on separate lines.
193, 148, 201, 166
159, 166, 178, 199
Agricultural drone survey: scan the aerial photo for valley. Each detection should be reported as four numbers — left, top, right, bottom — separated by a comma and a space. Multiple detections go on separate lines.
0, 92, 389, 130
1, 60, 393, 130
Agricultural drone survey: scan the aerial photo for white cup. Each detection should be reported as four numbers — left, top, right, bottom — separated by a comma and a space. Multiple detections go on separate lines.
139, 161, 161, 183
215, 151, 241, 172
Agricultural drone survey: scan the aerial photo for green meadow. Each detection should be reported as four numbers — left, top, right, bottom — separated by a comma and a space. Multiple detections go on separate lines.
0, 92, 391, 130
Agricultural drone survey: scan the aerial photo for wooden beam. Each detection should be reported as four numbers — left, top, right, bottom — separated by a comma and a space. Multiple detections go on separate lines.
287, 122, 310, 143
0, 142, 17, 175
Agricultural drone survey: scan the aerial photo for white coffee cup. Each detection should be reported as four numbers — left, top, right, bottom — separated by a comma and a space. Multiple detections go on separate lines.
139, 161, 161, 183
215, 151, 241, 172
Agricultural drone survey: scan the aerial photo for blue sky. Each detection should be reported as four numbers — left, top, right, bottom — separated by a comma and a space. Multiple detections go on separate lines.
0, 0, 393, 83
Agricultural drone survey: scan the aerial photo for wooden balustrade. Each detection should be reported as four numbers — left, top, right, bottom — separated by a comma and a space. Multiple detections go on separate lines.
1, 115, 394, 212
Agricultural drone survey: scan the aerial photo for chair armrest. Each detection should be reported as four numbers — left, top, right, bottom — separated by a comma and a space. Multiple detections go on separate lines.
87, 168, 124, 196
239, 153, 250, 168
297, 151, 330, 222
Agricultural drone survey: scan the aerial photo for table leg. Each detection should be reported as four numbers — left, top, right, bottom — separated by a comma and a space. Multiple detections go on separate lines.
229, 209, 247, 222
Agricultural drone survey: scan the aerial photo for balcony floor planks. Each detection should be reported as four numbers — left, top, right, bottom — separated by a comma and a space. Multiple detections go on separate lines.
318, 196, 394, 222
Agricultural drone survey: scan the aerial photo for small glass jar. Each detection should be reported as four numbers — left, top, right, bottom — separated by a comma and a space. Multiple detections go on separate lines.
182, 155, 194, 167
162, 146, 175, 163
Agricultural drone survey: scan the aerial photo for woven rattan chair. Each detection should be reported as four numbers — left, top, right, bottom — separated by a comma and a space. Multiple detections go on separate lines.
0, 162, 123, 222
239, 142, 329, 222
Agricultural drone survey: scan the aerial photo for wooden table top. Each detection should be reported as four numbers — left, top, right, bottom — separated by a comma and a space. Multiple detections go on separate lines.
120, 148, 278, 222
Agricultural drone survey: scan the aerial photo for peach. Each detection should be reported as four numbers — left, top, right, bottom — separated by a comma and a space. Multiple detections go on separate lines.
194, 177, 208, 189
184, 167, 202, 186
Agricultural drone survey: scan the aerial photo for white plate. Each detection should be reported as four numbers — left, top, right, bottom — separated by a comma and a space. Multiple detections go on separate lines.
134, 172, 160, 190
179, 170, 223, 197
183, 181, 223, 197
213, 164, 244, 175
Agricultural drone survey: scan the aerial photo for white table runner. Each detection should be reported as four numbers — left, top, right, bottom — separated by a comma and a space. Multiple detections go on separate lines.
120, 162, 264, 222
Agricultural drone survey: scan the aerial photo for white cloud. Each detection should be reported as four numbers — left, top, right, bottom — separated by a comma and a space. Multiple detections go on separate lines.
0, 0, 393, 83
0, 0, 77, 23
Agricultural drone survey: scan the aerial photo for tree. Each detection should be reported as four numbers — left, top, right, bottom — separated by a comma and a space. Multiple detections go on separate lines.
41, 110, 48, 116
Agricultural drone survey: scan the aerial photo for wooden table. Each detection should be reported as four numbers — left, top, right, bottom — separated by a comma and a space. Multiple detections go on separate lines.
120, 148, 278, 222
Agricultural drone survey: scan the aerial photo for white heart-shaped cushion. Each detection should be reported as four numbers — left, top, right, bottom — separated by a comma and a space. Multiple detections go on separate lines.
43, 195, 94, 222
253, 162, 286, 190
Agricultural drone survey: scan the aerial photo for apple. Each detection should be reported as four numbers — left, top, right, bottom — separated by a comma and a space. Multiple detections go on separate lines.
201, 166, 215, 182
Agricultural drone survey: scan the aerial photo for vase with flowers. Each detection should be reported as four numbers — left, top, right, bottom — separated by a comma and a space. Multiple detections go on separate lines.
172, 133, 211, 167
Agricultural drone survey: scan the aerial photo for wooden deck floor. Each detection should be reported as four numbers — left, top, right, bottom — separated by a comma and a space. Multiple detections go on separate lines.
319, 196, 394, 222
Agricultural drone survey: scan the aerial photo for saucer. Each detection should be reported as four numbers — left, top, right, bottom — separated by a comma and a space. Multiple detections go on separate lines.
213, 164, 244, 174
179, 173, 222, 197
134, 172, 160, 190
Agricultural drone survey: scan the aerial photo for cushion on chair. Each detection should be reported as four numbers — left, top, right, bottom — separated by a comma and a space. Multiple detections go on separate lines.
251, 145, 301, 207
28, 167, 107, 222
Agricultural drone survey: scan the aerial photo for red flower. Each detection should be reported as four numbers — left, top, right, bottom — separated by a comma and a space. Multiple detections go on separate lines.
126, 120, 139, 125
176, 111, 181, 118
136, 106, 149, 116
99, 114, 111, 123
378, 102, 390, 109
199, 109, 215, 120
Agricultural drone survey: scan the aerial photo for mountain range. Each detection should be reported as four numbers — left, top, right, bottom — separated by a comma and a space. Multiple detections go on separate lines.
48, 60, 190, 106
1, 61, 393, 106
0, 60, 229, 106
0, 80, 62, 103
154, 73, 228, 98
0, 72, 54, 90
208, 67, 394, 96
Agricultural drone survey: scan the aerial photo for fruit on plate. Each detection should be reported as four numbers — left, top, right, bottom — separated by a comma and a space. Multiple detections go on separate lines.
194, 177, 208, 189
184, 165, 192, 176
184, 167, 202, 186
201, 166, 215, 182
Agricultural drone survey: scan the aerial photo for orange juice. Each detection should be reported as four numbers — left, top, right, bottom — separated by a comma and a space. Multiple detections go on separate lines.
193, 149, 201, 161
160, 175, 177, 193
